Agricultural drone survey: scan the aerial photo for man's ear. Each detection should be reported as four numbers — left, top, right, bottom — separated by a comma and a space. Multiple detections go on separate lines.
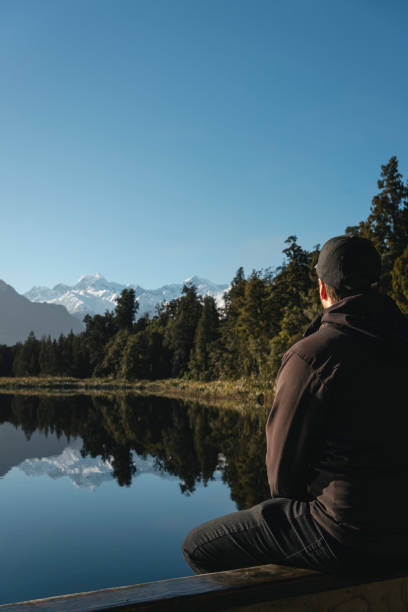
319, 279, 327, 302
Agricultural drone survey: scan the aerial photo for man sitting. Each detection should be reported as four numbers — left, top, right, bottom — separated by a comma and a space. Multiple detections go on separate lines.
183, 235, 408, 573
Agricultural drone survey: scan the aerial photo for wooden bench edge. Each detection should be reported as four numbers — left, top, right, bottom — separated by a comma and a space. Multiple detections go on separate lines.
1, 563, 406, 611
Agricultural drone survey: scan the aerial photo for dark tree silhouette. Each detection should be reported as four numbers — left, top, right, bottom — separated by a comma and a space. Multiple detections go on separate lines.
115, 288, 138, 331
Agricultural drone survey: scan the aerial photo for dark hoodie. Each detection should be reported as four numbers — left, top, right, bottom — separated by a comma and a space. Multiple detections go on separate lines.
266, 292, 408, 550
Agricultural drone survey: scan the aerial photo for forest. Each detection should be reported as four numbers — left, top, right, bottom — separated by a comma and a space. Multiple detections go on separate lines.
1, 156, 408, 383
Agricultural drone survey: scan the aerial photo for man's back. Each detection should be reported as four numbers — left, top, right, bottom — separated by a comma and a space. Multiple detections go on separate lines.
184, 236, 408, 575
266, 291, 408, 554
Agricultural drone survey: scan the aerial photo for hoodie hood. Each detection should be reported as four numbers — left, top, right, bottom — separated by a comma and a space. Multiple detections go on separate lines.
320, 292, 408, 347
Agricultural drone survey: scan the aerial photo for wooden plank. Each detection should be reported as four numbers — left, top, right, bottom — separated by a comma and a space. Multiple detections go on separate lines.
0, 565, 309, 611
1, 563, 408, 612
219, 576, 408, 611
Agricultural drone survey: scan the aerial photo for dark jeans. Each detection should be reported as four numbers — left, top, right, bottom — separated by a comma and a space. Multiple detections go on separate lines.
183, 498, 361, 574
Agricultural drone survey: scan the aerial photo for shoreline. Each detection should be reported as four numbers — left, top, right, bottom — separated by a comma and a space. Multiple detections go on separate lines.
0, 376, 274, 411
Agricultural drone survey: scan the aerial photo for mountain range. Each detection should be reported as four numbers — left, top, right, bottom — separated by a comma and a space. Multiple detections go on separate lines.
25, 274, 229, 321
0, 279, 83, 345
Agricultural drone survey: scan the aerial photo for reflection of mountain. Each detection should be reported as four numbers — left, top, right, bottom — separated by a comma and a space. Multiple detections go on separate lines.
18, 439, 178, 490
0, 393, 269, 508
0, 423, 69, 478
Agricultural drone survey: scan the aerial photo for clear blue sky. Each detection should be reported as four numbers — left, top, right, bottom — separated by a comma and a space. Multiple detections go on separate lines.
1, 0, 407, 293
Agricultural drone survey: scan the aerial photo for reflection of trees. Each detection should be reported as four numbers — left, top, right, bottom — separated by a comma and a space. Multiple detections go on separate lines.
0, 393, 269, 510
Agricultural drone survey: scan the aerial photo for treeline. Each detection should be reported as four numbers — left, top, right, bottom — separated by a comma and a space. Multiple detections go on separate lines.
0, 239, 321, 382
3, 156, 408, 383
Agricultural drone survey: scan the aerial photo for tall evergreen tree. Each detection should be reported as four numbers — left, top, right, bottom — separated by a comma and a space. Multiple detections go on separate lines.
13, 332, 40, 376
39, 336, 58, 376
270, 236, 314, 321
121, 331, 150, 380
189, 295, 220, 380
346, 156, 408, 291
166, 284, 202, 376
115, 288, 138, 331
83, 310, 117, 371
0, 345, 15, 376
215, 267, 247, 379
94, 330, 130, 378
235, 272, 273, 376
223, 267, 246, 320
391, 246, 408, 315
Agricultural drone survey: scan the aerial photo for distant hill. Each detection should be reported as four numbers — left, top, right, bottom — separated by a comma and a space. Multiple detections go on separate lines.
25, 274, 229, 320
0, 280, 83, 346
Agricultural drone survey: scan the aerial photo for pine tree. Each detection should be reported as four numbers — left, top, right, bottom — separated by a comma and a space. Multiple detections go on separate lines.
216, 267, 247, 379
94, 330, 130, 378
0, 345, 14, 376
391, 246, 408, 315
83, 310, 117, 370
269, 306, 309, 379
223, 267, 246, 320
189, 295, 220, 380
346, 156, 408, 291
166, 284, 202, 377
237, 273, 270, 339
58, 332, 75, 376
115, 288, 139, 331
270, 236, 314, 321
121, 331, 150, 380
39, 336, 58, 376
13, 332, 40, 376
70, 333, 90, 378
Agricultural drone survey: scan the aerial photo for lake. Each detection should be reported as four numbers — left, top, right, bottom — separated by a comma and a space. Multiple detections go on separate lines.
0, 393, 268, 605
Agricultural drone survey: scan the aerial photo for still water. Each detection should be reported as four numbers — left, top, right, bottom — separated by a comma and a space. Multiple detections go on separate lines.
0, 393, 268, 605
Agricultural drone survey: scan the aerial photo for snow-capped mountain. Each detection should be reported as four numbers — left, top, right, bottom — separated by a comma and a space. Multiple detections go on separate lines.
25, 274, 229, 321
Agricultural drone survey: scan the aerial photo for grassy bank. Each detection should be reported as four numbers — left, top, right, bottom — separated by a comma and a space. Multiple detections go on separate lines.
0, 376, 274, 410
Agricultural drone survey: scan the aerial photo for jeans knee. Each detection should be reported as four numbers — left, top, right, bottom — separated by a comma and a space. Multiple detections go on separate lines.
183, 524, 201, 555
182, 528, 194, 558
182, 526, 207, 573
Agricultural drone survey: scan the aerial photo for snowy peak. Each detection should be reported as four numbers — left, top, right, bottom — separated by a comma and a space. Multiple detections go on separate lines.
74, 274, 123, 292
25, 285, 64, 302
185, 276, 227, 293
25, 275, 229, 320
76, 273, 106, 287
78, 273, 104, 282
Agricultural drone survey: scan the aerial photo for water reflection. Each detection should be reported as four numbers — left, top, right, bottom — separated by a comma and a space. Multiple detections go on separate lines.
0, 394, 269, 509
0, 422, 68, 479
